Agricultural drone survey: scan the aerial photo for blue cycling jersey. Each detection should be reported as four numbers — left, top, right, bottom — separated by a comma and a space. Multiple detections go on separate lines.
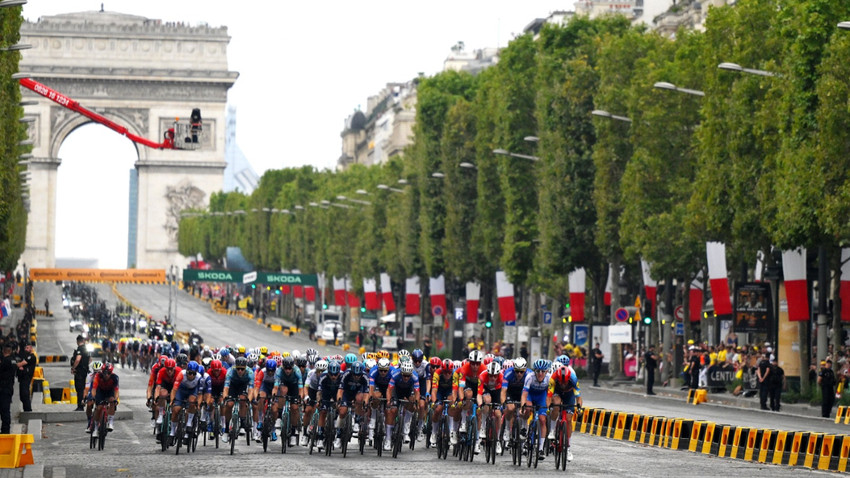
369, 365, 396, 389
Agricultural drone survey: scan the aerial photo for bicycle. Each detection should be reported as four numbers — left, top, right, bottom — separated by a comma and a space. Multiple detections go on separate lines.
504, 400, 522, 466
408, 405, 421, 451
306, 402, 320, 455
260, 395, 276, 452
339, 406, 353, 458
481, 402, 501, 465
204, 397, 222, 449
90, 399, 113, 451
423, 400, 433, 449
435, 399, 451, 460
323, 401, 337, 457
226, 396, 251, 455
552, 404, 580, 470
371, 397, 387, 457
457, 400, 477, 463
173, 407, 187, 455
157, 400, 172, 452
523, 404, 543, 469
390, 398, 412, 459
278, 395, 290, 454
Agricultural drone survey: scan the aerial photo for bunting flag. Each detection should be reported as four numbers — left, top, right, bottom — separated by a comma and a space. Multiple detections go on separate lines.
689, 273, 704, 323
568, 268, 586, 322
405, 277, 420, 315
305, 286, 316, 302
706, 242, 733, 316
347, 291, 360, 308
466, 282, 480, 324
281, 285, 291, 295
333, 276, 346, 306
841, 249, 850, 321
380, 273, 395, 312
293, 285, 303, 299
364, 278, 379, 310
604, 264, 613, 307
429, 275, 446, 317
641, 259, 657, 317
782, 248, 809, 321
496, 271, 516, 322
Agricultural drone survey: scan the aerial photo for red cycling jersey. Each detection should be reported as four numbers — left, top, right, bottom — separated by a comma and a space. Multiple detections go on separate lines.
147, 363, 162, 388
452, 360, 483, 391
156, 366, 182, 387
476, 369, 505, 395
92, 371, 119, 392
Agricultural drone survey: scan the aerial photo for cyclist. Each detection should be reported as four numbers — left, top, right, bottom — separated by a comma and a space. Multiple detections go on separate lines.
343, 353, 358, 373
168, 361, 203, 445
548, 357, 581, 463
221, 356, 254, 444
429, 357, 457, 447
146, 355, 168, 427
83, 360, 102, 433
153, 358, 180, 441
502, 357, 528, 447
385, 360, 419, 450
204, 359, 227, 439
301, 359, 327, 446
453, 350, 484, 446
253, 357, 278, 442
411, 349, 429, 435
316, 360, 344, 451
521, 358, 551, 460
368, 357, 395, 443
477, 360, 506, 454
273, 356, 304, 446
90, 363, 119, 438
338, 361, 369, 447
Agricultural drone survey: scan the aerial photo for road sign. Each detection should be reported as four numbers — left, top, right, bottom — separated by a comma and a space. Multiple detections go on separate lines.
543, 311, 553, 325
242, 271, 257, 284
432, 305, 444, 316
574, 324, 589, 346
675, 322, 684, 336
615, 307, 630, 322
635, 296, 642, 308
674, 305, 684, 322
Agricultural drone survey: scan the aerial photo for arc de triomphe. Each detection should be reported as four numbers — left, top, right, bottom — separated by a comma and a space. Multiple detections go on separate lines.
19, 10, 237, 270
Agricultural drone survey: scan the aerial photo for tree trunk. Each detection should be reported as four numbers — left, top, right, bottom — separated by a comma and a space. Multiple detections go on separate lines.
608, 259, 623, 380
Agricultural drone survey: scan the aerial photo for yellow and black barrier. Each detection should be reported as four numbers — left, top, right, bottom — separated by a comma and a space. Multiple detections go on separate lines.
574, 407, 849, 472
39, 355, 68, 363
836, 406, 850, 425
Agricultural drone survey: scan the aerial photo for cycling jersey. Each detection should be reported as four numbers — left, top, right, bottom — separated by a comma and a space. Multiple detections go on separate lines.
317, 374, 342, 404
548, 367, 580, 405
453, 361, 482, 394
477, 369, 506, 398
503, 367, 527, 401
274, 367, 304, 397
388, 370, 419, 400
155, 367, 182, 390
254, 367, 276, 395
84, 371, 95, 400
340, 371, 368, 406
224, 367, 254, 397
305, 369, 321, 390
369, 365, 396, 392
207, 370, 226, 396
412, 361, 429, 392
523, 370, 551, 415
431, 367, 454, 401
148, 363, 162, 388
173, 369, 202, 405
92, 371, 119, 402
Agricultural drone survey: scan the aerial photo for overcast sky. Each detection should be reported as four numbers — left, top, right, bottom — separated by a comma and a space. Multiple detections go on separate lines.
22, 1, 570, 267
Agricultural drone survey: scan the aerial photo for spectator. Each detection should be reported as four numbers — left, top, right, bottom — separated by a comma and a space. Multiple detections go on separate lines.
520, 343, 529, 361
44, 298, 49, 315
422, 337, 432, 357
756, 353, 771, 410
333, 323, 339, 345
768, 355, 785, 412
818, 359, 837, 418
590, 343, 603, 387
644, 344, 658, 395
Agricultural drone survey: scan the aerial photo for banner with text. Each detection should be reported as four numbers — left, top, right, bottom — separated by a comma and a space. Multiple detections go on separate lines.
31, 268, 166, 283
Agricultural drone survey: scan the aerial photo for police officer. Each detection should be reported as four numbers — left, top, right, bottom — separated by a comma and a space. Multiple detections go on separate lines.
17, 342, 37, 412
0, 342, 18, 433
71, 335, 90, 412
818, 359, 837, 418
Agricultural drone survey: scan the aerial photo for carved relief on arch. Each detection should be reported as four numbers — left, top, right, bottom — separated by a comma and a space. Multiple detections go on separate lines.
49, 105, 150, 161
163, 180, 206, 245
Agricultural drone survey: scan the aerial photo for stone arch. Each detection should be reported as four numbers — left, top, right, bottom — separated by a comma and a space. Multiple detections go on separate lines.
49, 109, 150, 163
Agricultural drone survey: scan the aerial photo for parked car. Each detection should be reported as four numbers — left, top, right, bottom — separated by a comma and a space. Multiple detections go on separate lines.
320, 321, 343, 342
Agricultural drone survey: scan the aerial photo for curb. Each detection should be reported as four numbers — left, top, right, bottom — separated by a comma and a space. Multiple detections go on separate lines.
19, 410, 133, 424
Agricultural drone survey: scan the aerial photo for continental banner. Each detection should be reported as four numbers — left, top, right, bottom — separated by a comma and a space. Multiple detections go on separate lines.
29, 268, 166, 283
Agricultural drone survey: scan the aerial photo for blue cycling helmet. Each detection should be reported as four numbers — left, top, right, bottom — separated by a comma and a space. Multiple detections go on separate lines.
532, 359, 549, 371
556, 355, 570, 366
220, 348, 230, 357
186, 361, 200, 374
266, 359, 278, 372
328, 361, 341, 375
411, 349, 424, 361
197, 365, 205, 375
344, 353, 358, 364
351, 361, 365, 375
493, 356, 505, 365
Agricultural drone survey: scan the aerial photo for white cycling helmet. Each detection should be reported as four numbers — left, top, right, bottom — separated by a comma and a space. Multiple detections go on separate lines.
398, 349, 411, 358
400, 361, 414, 374
315, 360, 329, 373
364, 358, 377, 370
513, 357, 527, 370
469, 350, 484, 362
377, 358, 391, 370
486, 362, 502, 375
291, 349, 301, 358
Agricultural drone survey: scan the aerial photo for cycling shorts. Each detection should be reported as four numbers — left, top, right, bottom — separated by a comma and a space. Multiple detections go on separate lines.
435, 389, 452, 403
260, 382, 275, 396
209, 384, 224, 398
527, 391, 548, 417
484, 389, 502, 405
340, 391, 359, 408
227, 384, 248, 399
174, 387, 197, 406
94, 389, 115, 403
554, 392, 577, 410
307, 388, 318, 403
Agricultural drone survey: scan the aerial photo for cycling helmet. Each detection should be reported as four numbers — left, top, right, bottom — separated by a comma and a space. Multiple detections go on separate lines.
503, 360, 514, 369
203, 345, 211, 353
295, 356, 308, 368
468, 350, 484, 363
551, 362, 564, 373
165, 358, 177, 369
328, 361, 341, 375
400, 361, 414, 375
266, 359, 278, 372
556, 355, 570, 366
483, 356, 494, 366
291, 349, 301, 358
532, 359, 548, 371
513, 357, 527, 370
364, 358, 377, 369
307, 354, 318, 366
367, 352, 377, 360
101, 362, 114, 374
315, 360, 329, 373
220, 348, 230, 357
201, 356, 212, 367
398, 349, 411, 358
344, 353, 358, 364
158, 355, 168, 367
377, 357, 391, 370
333, 354, 344, 362
248, 352, 259, 362
442, 358, 454, 370
306, 348, 318, 357
281, 356, 295, 367
398, 355, 412, 363
429, 357, 442, 368
176, 353, 189, 368
351, 361, 365, 375
282, 351, 291, 358
186, 361, 200, 374
237, 344, 246, 354
412, 349, 425, 361
247, 358, 256, 368
378, 350, 390, 359
91, 360, 103, 372
234, 357, 248, 368
485, 353, 495, 361
486, 362, 502, 375
259, 346, 268, 355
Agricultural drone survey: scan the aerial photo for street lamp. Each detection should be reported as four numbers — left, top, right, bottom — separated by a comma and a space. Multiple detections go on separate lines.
377, 184, 405, 193
653, 81, 705, 97
492, 148, 540, 161
459, 162, 476, 169
431, 172, 445, 178
591, 109, 632, 123
838, 21, 850, 30
718, 62, 778, 77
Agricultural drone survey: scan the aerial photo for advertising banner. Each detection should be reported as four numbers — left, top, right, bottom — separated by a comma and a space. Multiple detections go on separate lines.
733, 282, 772, 334
31, 268, 166, 283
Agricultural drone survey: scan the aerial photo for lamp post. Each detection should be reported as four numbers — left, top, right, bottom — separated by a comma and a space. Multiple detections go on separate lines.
718, 62, 778, 77
591, 109, 632, 123
653, 82, 705, 97
492, 148, 540, 161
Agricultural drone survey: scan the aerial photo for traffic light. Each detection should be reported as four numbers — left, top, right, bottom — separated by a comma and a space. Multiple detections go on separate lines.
485, 318, 493, 328
642, 300, 652, 325
322, 303, 328, 310
251, 284, 256, 289
360, 306, 366, 313
275, 289, 280, 295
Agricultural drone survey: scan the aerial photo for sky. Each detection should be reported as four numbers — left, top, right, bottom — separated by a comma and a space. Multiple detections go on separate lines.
22, 1, 571, 267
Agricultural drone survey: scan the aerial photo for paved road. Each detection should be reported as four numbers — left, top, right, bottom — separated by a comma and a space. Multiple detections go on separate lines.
25, 282, 838, 477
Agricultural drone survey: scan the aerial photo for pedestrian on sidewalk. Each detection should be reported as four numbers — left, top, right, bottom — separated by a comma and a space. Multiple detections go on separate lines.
644, 344, 657, 395
818, 359, 836, 418
70, 335, 90, 412
16, 342, 36, 412
44, 298, 49, 315
591, 343, 603, 387
0, 342, 17, 433
756, 353, 771, 410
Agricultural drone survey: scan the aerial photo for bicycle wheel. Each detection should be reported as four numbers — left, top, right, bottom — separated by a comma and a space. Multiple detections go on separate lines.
554, 421, 563, 470
526, 420, 535, 468
499, 415, 506, 456
308, 411, 318, 455
281, 404, 290, 454
98, 411, 108, 451
229, 404, 239, 455
89, 411, 97, 450
408, 412, 418, 451
441, 419, 450, 459
511, 420, 520, 466
561, 418, 569, 471
324, 409, 335, 456
374, 408, 384, 457
488, 414, 497, 465
423, 408, 432, 449
261, 404, 271, 452
467, 417, 476, 462
213, 405, 220, 449
174, 410, 185, 455
201, 409, 208, 448
341, 413, 350, 458
532, 423, 540, 469
159, 408, 170, 452
245, 404, 252, 447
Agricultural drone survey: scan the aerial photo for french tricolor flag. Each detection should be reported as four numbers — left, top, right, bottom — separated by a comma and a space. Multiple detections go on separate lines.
429, 275, 446, 317
363, 278, 379, 311
305, 286, 316, 302
707, 242, 733, 316
380, 273, 395, 312
568, 268, 586, 322
641, 259, 657, 317
333, 276, 346, 306
689, 273, 704, 323
293, 285, 303, 299
782, 248, 809, 321
346, 279, 359, 308
604, 264, 613, 307
466, 282, 480, 324
405, 277, 420, 315
496, 271, 516, 322
841, 249, 850, 322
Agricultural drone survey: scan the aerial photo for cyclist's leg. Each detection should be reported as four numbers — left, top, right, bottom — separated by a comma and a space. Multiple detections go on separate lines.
186, 394, 197, 427
256, 390, 267, 427
549, 395, 562, 439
